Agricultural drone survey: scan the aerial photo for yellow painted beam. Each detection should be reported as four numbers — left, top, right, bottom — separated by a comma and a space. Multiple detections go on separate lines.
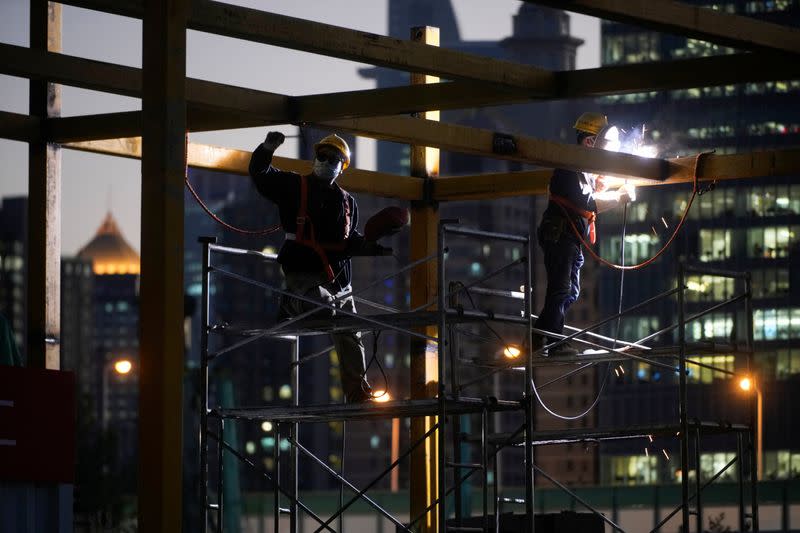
408, 26, 441, 533
63, 138, 423, 201
525, 0, 800, 56
432, 170, 553, 201
27, 0, 61, 370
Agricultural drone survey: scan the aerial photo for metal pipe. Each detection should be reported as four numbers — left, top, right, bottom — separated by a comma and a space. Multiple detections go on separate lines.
443, 224, 530, 243
683, 265, 750, 279
290, 340, 299, 533
745, 272, 760, 532
409, 256, 526, 313
738, 432, 746, 533
199, 236, 214, 532
533, 464, 625, 532
274, 423, 280, 533
212, 267, 439, 342
449, 287, 463, 527
695, 426, 702, 533
407, 423, 526, 530
648, 456, 738, 533
312, 423, 440, 533
437, 220, 448, 531
209, 243, 278, 261
217, 418, 224, 533
482, 408, 489, 533
524, 234, 535, 532
633, 292, 748, 347
288, 437, 412, 532
678, 264, 690, 533
208, 432, 334, 532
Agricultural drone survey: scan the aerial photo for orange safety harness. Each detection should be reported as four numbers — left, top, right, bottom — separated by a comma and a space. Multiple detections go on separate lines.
549, 193, 597, 244
292, 175, 352, 283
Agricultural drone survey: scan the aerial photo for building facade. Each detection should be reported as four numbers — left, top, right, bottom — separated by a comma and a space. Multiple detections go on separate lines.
595, 0, 800, 486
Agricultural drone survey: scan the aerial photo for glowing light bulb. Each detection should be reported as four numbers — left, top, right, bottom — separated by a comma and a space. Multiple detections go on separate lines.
114, 360, 132, 374
503, 345, 522, 359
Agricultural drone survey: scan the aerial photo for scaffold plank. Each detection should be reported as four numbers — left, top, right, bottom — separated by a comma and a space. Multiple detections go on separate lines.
524, 0, 800, 56
211, 398, 522, 424
62, 138, 423, 200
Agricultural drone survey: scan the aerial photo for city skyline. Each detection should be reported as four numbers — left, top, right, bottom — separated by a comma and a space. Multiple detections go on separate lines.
0, 0, 600, 255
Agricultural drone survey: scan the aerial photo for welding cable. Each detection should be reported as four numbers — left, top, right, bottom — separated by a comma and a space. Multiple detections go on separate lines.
183, 134, 281, 235
559, 151, 713, 270
364, 331, 390, 399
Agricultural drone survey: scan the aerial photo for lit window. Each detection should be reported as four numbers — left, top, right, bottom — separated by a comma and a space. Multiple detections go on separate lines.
278, 384, 292, 400
699, 229, 732, 262
687, 355, 735, 384
370, 435, 380, 449
245, 441, 256, 454
700, 452, 737, 482
605, 455, 659, 485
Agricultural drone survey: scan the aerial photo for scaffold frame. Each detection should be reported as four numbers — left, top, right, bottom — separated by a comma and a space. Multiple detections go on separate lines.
197, 222, 759, 533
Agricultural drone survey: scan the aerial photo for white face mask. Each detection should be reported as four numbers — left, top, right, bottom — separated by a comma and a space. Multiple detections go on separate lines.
312, 158, 343, 184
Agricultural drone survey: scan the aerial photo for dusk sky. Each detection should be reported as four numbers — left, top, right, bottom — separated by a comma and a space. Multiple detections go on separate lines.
0, 1, 600, 255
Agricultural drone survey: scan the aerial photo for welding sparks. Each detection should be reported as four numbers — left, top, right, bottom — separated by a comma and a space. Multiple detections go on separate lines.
662, 449, 670, 460
648, 435, 654, 443
661, 217, 669, 228
614, 368, 620, 377
645, 447, 649, 457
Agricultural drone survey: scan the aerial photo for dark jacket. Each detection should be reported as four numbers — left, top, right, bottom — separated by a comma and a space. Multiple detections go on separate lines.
249, 144, 364, 291
541, 168, 598, 241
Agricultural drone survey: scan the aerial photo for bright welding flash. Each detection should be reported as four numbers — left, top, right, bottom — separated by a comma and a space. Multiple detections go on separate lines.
602, 126, 621, 152
623, 182, 637, 202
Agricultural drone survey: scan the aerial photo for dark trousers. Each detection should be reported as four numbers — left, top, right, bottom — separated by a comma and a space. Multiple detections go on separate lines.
534, 233, 584, 342
278, 271, 369, 403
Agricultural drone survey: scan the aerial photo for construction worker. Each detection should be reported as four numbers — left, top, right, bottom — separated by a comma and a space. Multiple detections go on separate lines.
534, 112, 633, 356
249, 131, 374, 403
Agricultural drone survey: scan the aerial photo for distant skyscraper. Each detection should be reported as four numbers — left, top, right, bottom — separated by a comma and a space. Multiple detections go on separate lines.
0, 196, 27, 357
63, 211, 141, 486
594, 0, 800, 485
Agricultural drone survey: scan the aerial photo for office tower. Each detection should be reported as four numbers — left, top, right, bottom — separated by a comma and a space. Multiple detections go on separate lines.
595, 0, 800, 485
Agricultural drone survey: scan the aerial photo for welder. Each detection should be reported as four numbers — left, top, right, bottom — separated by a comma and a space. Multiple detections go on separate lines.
249, 131, 406, 403
534, 112, 634, 356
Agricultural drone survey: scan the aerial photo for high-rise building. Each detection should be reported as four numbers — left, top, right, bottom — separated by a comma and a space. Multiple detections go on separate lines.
0, 196, 27, 357
67, 211, 141, 489
595, 0, 800, 485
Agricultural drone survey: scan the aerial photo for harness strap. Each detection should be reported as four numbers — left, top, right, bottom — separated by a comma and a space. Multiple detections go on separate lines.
295, 175, 336, 282
550, 193, 597, 244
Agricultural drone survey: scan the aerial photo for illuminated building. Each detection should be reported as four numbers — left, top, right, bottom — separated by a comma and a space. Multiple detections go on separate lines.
596, 0, 800, 486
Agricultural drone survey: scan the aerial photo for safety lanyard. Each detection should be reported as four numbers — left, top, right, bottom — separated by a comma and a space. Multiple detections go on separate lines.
549, 193, 597, 244
295, 175, 336, 282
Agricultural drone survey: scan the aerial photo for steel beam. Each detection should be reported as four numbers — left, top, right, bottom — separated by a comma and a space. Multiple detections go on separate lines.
5, 43, 800, 126
323, 115, 676, 181
524, 0, 800, 56
60, 0, 555, 91
0, 111, 40, 143
408, 26, 441, 533
432, 170, 552, 201
62, 138, 423, 200
138, 0, 187, 530
27, 0, 61, 370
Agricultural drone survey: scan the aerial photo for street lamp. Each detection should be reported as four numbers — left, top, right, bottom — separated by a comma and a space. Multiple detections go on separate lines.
102, 357, 134, 431
738, 375, 762, 480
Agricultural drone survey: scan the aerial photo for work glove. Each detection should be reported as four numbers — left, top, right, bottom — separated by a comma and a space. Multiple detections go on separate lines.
262, 131, 285, 152
364, 206, 410, 241
619, 183, 636, 203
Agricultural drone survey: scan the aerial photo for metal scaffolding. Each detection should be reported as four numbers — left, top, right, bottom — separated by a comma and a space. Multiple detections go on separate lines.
198, 224, 758, 532
4, 1, 796, 530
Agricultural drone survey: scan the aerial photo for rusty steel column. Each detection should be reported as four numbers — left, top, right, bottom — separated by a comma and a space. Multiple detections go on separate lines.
27, 0, 61, 370
139, 0, 188, 530
409, 25, 441, 533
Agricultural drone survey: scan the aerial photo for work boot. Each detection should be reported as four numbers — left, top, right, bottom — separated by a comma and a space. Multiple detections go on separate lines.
548, 341, 580, 357
531, 334, 548, 357
345, 383, 374, 404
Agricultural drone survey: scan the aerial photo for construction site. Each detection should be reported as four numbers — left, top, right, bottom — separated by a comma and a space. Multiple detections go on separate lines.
1, 1, 800, 532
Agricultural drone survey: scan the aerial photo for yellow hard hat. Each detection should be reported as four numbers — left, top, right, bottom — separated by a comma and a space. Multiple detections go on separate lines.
314, 134, 351, 170
574, 112, 609, 136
